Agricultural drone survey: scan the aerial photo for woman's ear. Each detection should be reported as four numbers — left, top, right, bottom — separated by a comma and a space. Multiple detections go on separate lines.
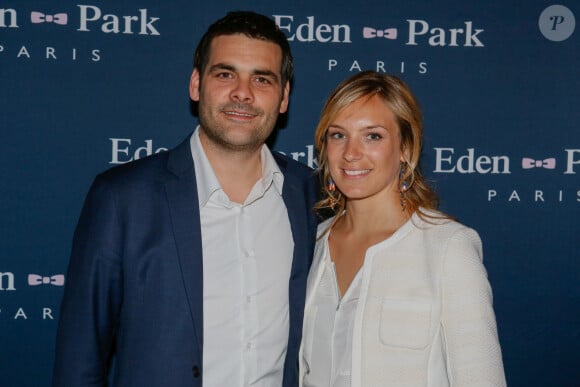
400, 145, 410, 164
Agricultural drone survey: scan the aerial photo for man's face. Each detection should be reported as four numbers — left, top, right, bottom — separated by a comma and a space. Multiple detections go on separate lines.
190, 34, 290, 153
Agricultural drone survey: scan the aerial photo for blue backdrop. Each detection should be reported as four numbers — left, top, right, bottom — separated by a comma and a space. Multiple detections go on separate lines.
1, 1, 578, 386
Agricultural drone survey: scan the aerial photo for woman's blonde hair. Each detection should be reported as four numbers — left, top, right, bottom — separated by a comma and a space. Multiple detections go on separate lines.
314, 71, 442, 221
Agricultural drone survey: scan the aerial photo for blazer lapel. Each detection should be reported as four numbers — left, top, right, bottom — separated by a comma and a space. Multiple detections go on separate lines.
164, 136, 204, 357
276, 155, 312, 277
276, 156, 312, 330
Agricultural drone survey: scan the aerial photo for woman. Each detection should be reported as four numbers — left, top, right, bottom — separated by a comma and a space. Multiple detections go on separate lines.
300, 71, 506, 386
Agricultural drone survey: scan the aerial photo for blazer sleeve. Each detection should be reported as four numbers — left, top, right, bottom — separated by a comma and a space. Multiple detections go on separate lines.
440, 227, 507, 387
53, 175, 124, 387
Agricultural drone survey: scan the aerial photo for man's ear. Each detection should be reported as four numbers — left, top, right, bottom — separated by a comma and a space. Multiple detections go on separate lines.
189, 68, 201, 101
279, 81, 290, 114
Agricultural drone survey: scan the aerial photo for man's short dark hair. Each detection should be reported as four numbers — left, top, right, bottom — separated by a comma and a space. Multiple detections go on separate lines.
193, 11, 294, 87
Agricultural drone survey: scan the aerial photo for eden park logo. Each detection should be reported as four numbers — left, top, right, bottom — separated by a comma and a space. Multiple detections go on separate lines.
0, 5, 161, 35
433, 148, 580, 174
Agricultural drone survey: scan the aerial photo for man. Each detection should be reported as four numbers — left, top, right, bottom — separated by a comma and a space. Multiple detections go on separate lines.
53, 11, 318, 387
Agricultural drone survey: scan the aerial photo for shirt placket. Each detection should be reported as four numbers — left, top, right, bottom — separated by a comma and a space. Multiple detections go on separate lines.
329, 261, 341, 387
239, 205, 257, 386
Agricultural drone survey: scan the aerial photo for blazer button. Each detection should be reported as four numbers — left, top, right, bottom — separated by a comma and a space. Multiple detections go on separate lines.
192, 365, 200, 378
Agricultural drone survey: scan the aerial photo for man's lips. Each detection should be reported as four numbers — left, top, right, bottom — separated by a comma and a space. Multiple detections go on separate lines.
221, 103, 261, 120
223, 110, 257, 118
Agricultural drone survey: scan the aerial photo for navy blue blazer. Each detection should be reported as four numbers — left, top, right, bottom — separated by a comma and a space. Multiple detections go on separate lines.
53, 135, 319, 387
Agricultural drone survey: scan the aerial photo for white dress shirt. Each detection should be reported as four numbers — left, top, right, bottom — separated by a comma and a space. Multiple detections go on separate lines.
190, 128, 294, 387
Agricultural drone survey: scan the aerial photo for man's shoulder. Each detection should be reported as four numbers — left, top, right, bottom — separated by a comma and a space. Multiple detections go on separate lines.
98, 150, 171, 184
273, 151, 315, 178
96, 136, 191, 186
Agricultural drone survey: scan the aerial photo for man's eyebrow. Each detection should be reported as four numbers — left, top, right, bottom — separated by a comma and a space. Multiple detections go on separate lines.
208, 63, 236, 73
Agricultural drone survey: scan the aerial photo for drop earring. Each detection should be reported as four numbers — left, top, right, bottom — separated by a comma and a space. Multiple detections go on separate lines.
399, 163, 409, 211
328, 177, 336, 193
328, 177, 339, 209
399, 181, 409, 211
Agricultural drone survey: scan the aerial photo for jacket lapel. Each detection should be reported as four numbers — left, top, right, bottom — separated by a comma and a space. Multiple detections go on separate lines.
164, 136, 204, 357
275, 154, 313, 278
275, 154, 318, 387
276, 156, 311, 334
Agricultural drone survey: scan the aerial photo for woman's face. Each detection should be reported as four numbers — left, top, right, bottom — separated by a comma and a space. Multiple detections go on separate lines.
326, 95, 404, 204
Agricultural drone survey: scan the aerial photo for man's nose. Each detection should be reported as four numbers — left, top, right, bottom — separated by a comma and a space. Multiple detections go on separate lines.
230, 77, 254, 103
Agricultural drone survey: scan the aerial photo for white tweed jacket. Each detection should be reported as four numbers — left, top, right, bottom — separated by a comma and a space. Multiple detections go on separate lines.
300, 211, 506, 387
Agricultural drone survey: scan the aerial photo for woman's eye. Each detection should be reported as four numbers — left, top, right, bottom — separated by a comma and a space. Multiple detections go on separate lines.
328, 131, 344, 140
367, 133, 382, 140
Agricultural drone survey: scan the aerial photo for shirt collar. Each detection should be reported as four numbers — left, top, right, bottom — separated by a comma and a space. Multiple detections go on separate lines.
257, 143, 284, 199
190, 126, 284, 207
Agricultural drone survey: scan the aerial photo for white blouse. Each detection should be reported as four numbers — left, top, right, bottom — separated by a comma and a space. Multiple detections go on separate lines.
302, 233, 363, 387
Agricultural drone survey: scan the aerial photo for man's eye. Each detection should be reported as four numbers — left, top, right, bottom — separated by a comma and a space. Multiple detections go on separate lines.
255, 77, 271, 84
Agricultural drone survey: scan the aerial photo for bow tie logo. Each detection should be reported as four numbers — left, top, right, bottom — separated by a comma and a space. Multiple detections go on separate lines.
522, 157, 556, 169
363, 27, 398, 39
31, 11, 68, 25
28, 274, 65, 286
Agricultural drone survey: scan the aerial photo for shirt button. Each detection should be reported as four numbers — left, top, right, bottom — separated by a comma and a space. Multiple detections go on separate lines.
245, 342, 253, 351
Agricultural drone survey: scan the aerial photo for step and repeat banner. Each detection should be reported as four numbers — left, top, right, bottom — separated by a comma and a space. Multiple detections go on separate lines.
1, 1, 578, 386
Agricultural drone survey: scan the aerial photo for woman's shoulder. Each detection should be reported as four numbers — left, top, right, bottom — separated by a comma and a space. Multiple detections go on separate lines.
413, 208, 481, 243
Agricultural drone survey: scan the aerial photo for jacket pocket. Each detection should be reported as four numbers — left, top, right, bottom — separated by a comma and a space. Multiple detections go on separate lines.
379, 298, 432, 350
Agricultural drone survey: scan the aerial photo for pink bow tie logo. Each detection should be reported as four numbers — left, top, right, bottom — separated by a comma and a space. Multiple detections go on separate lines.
28, 274, 65, 286
31, 11, 68, 25
363, 27, 398, 39
522, 157, 556, 169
